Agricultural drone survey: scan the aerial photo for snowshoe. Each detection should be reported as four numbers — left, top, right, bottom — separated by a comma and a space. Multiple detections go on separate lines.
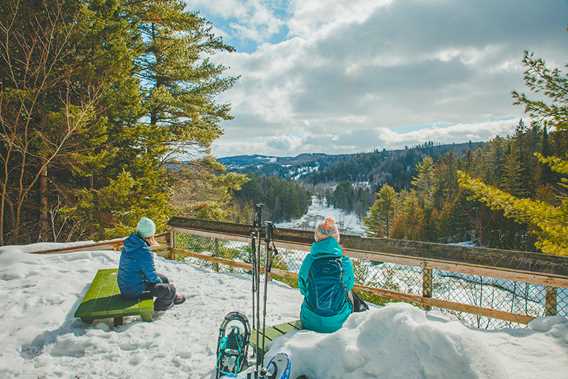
219, 352, 292, 379
216, 312, 251, 379
263, 353, 292, 379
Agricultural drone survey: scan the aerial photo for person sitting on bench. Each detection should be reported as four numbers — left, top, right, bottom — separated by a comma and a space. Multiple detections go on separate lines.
118, 217, 185, 311
298, 216, 356, 333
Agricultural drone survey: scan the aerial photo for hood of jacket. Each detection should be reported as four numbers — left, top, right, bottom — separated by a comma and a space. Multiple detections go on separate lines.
310, 237, 343, 257
122, 233, 147, 253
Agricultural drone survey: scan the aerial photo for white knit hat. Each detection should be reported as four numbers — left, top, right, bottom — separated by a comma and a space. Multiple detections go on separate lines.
136, 217, 156, 238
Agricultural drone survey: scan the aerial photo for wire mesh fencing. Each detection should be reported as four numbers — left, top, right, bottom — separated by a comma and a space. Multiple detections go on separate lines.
172, 230, 567, 330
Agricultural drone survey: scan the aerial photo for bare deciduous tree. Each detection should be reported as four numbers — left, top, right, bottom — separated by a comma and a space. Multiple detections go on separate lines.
0, 0, 103, 244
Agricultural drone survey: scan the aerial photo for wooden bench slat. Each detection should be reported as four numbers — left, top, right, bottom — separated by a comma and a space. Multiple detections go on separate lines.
287, 320, 302, 330
250, 330, 272, 350
250, 320, 302, 357
273, 323, 299, 335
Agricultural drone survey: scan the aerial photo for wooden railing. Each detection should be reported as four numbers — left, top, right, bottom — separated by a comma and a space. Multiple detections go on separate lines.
25, 217, 568, 327
168, 217, 568, 326
29, 232, 171, 255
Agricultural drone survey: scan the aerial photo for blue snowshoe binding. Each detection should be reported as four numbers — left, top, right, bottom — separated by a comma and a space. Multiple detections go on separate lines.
263, 353, 292, 379
216, 312, 251, 379
220, 352, 293, 379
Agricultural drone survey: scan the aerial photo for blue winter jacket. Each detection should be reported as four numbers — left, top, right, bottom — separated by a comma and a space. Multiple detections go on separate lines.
118, 234, 161, 298
298, 237, 354, 333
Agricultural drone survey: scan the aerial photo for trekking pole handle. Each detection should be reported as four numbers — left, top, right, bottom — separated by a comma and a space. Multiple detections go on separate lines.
264, 221, 274, 243
254, 203, 264, 229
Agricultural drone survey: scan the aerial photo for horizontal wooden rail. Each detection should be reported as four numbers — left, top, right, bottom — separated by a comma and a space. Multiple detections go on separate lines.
20, 217, 564, 325
28, 232, 170, 255
174, 247, 535, 324
168, 217, 568, 288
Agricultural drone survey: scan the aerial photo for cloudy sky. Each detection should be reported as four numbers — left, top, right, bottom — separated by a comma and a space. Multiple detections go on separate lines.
189, 0, 568, 157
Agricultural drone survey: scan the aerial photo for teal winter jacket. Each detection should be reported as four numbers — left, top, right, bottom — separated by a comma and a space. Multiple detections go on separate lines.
118, 234, 162, 298
298, 237, 354, 333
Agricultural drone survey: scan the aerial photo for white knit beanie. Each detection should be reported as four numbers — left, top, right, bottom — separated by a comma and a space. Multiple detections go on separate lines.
136, 217, 156, 238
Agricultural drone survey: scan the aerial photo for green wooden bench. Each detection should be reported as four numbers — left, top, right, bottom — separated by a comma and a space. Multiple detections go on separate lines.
250, 320, 302, 358
74, 268, 154, 326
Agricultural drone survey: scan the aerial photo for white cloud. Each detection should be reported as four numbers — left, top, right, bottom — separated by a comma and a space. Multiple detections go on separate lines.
188, 0, 285, 43
374, 119, 518, 148
210, 0, 568, 156
288, 0, 392, 38
213, 119, 519, 156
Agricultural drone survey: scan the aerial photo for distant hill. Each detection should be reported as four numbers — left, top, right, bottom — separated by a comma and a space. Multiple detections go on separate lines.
219, 153, 348, 180
219, 141, 483, 190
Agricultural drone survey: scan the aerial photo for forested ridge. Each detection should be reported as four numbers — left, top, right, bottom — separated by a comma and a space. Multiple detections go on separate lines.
220, 142, 482, 187
305, 142, 482, 188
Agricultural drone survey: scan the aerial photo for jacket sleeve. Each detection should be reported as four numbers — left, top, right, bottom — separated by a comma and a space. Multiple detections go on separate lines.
342, 256, 355, 291
298, 255, 313, 296
140, 246, 162, 284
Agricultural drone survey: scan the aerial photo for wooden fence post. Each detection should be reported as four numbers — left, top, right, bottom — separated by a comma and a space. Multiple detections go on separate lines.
545, 286, 557, 316
422, 264, 433, 311
168, 229, 177, 260
212, 238, 220, 272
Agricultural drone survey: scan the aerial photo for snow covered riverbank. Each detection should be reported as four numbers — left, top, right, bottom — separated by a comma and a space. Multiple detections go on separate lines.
0, 245, 567, 378
277, 196, 365, 236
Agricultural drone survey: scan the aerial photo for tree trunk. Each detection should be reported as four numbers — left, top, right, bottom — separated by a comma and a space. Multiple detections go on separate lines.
0, 180, 6, 245
39, 165, 49, 241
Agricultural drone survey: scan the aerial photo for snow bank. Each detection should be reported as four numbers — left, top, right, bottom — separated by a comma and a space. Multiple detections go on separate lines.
0, 241, 95, 255
268, 303, 568, 379
0, 242, 92, 281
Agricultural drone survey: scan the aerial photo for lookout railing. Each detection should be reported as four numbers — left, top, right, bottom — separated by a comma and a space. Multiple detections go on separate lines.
167, 217, 568, 329
30, 217, 568, 329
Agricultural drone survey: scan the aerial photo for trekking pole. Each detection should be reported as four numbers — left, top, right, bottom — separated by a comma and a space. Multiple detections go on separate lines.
250, 224, 257, 358
253, 204, 263, 374
260, 221, 276, 369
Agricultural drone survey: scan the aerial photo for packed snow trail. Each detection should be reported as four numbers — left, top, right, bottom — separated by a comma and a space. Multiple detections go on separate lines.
1, 245, 567, 378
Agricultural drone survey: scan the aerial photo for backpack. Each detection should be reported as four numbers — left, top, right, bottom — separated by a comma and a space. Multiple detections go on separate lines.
306, 256, 348, 316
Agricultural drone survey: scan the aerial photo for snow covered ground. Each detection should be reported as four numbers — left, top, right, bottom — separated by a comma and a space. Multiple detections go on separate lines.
0, 245, 301, 378
1, 244, 567, 378
277, 196, 365, 236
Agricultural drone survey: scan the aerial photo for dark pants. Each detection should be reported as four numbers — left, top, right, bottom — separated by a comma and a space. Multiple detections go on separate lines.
351, 291, 369, 313
145, 273, 176, 311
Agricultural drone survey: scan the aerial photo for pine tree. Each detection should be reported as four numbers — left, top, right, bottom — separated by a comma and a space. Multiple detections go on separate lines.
502, 140, 529, 197
412, 156, 436, 209
411, 156, 437, 239
364, 185, 396, 237
391, 191, 424, 240
132, 0, 236, 151
170, 157, 247, 221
